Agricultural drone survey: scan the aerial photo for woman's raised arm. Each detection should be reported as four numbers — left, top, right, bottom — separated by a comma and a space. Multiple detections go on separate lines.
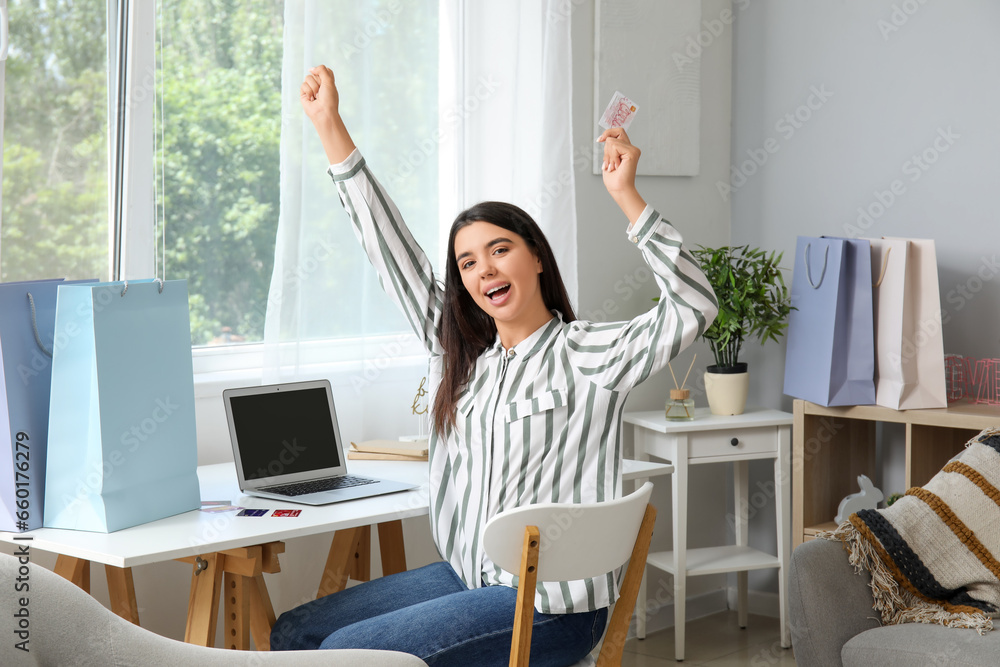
301, 65, 357, 164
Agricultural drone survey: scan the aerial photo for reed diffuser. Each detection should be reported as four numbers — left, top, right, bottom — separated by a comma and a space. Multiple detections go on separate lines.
665, 354, 697, 421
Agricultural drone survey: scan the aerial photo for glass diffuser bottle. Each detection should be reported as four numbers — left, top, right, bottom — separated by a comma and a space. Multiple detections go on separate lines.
665, 354, 698, 421
666, 388, 695, 421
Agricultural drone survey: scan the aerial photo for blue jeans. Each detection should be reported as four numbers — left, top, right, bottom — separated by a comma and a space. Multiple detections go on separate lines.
270, 561, 607, 666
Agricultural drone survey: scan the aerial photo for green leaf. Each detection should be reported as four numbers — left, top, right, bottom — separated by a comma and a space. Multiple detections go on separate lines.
690, 244, 794, 368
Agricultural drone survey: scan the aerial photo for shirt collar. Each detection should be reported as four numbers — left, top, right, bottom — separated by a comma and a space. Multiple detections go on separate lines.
489, 311, 564, 359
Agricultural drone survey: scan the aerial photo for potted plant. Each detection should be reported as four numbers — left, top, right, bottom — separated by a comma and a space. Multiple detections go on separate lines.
691, 245, 793, 415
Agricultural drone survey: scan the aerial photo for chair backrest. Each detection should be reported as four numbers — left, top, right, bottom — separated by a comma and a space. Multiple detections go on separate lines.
482, 482, 653, 582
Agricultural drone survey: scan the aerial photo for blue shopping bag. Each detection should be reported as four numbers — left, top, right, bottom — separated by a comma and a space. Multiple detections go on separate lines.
783, 236, 876, 406
43, 279, 200, 532
0, 279, 96, 532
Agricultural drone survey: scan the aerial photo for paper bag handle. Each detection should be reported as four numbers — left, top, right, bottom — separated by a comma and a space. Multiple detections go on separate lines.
26, 292, 53, 358
873, 247, 892, 288
804, 243, 828, 289
120, 278, 165, 297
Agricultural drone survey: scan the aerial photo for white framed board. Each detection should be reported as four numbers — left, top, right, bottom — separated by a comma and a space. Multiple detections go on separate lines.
593, 0, 702, 176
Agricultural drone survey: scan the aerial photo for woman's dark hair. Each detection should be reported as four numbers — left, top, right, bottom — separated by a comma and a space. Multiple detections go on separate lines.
433, 201, 576, 434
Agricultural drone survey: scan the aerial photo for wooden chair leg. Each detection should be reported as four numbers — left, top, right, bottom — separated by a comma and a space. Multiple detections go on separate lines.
597, 504, 657, 667
510, 526, 540, 667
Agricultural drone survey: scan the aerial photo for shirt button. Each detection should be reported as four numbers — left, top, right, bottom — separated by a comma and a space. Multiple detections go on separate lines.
629, 235, 639, 244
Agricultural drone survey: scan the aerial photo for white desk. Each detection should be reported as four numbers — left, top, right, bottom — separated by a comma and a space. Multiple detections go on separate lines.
0, 460, 429, 649
624, 408, 792, 662
2, 458, 662, 650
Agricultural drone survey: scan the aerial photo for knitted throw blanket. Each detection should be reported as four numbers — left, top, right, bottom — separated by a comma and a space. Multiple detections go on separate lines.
819, 427, 1000, 634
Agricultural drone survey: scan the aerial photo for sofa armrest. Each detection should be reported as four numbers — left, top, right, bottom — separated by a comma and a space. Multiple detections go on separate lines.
788, 538, 882, 667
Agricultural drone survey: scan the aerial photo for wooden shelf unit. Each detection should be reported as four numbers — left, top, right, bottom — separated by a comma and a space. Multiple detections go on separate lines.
792, 399, 1000, 548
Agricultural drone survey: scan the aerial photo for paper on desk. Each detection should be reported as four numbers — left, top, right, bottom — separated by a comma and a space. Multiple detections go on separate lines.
351, 439, 428, 458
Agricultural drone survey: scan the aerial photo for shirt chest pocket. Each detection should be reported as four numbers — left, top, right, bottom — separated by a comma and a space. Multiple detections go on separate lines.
504, 389, 568, 423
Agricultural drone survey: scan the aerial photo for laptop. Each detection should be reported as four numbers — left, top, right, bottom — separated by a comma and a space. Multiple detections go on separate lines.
223, 380, 418, 505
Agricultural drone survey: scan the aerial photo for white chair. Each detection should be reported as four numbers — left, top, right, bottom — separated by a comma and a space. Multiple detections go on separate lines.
482, 482, 656, 667
0, 552, 427, 666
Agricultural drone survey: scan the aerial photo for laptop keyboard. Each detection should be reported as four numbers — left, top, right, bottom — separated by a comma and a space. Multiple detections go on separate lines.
260, 475, 379, 497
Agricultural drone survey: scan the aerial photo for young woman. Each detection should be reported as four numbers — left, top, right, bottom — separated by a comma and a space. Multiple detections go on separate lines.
270, 65, 718, 666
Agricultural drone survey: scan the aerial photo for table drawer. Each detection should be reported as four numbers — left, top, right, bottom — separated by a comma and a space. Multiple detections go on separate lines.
689, 428, 777, 459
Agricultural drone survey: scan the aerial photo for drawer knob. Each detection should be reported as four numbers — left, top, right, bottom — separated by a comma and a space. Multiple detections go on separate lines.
730, 438, 739, 447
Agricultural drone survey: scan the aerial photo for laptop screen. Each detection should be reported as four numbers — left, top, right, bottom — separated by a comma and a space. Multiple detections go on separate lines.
228, 385, 343, 481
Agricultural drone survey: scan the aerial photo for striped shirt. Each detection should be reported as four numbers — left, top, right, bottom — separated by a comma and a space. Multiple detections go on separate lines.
330, 150, 718, 614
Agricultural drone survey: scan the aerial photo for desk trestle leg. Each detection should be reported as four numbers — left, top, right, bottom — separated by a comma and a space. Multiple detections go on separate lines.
179, 541, 283, 650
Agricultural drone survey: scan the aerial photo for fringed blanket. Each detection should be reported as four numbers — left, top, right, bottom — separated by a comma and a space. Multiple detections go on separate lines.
819, 427, 1000, 634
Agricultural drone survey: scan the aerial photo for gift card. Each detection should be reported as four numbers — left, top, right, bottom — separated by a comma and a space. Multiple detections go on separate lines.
272, 509, 302, 517
598, 91, 639, 130
237, 509, 268, 517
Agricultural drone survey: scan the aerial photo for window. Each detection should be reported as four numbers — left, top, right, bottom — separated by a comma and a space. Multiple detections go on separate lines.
1, 0, 441, 361
0, 0, 109, 283
154, 0, 440, 347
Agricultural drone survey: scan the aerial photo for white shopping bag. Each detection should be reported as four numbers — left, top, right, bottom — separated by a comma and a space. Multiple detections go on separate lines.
867, 237, 947, 410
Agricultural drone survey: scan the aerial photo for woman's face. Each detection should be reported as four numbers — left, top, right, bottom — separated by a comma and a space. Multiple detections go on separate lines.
453, 221, 546, 327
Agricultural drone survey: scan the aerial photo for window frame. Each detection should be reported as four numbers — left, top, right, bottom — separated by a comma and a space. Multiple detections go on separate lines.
113, 0, 156, 282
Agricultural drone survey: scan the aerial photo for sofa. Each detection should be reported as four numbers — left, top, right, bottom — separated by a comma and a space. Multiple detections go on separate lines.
789, 538, 1000, 666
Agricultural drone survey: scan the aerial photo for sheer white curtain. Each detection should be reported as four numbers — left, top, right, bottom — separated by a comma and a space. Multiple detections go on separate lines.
265, 0, 577, 440
264, 0, 440, 440
440, 0, 578, 306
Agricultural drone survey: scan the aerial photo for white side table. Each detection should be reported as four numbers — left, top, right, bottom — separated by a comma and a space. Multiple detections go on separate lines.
624, 408, 792, 662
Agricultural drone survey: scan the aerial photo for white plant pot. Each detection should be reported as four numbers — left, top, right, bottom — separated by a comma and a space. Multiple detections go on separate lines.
704, 364, 749, 416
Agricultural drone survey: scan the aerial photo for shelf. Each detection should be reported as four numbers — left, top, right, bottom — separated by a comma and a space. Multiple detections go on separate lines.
798, 400, 1000, 430
622, 458, 674, 481
792, 399, 997, 549
803, 522, 839, 539
646, 545, 780, 577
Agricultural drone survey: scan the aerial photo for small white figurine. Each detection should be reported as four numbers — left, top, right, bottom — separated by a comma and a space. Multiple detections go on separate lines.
835, 475, 884, 524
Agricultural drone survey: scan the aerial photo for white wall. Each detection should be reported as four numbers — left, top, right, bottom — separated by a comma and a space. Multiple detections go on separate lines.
572, 0, 736, 633
731, 0, 1000, 597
